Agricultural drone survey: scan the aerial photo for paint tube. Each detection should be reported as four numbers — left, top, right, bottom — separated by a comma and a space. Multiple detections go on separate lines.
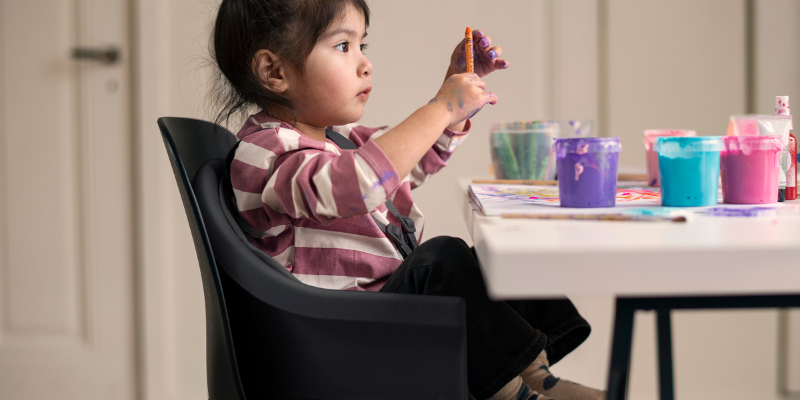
728, 114, 759, 136
757, 115, 792, 201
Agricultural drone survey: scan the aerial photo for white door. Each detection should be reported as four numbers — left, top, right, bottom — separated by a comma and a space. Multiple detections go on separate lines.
0, 0, 135, 398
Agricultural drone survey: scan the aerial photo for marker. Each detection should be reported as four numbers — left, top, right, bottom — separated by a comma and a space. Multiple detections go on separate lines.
465, 27, 474, 73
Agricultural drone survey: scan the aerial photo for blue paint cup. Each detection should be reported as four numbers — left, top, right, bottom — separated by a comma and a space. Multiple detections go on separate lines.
655, 136, 723, 207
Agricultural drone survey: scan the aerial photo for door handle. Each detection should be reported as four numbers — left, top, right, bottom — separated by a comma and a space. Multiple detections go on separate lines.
71, 47, 119, 64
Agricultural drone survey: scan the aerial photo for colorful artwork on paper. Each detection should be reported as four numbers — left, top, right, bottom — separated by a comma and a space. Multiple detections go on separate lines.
468, 183, 793, 218
471, 185, 660, 205
468, 184, 662, 216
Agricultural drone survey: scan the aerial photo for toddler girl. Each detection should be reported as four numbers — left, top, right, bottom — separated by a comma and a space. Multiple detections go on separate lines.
213, 0, 604, 399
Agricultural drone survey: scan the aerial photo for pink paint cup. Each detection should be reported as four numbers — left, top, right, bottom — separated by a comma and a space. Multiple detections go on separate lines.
720, 136, 782, 204
643, 129, 696, 186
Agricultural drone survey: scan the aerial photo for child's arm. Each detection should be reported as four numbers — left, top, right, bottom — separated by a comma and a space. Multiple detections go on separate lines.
331, 123, 467, 190
405, 121, 471, 189
372, 29, 507, 180
231, 129, 402, 226
372, 73, 495, 181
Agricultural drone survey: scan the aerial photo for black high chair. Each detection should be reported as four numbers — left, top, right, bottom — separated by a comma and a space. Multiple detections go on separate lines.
158, 116, 469, 400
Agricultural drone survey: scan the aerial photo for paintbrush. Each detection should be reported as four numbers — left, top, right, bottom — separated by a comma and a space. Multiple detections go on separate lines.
500, 213, 687, 222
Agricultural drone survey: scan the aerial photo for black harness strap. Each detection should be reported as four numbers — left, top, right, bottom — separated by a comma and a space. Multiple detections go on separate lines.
223, 129, 419, 260
324, 129, 419, 259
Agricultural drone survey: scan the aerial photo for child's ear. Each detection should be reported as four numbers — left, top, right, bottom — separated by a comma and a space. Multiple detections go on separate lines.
252, 49, 289, 93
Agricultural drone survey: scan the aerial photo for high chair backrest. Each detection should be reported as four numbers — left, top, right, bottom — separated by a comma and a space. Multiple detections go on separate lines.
157, 117, 244, 399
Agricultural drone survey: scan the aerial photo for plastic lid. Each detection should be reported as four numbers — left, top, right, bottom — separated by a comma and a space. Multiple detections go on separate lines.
776, 96, 790, 116
554, 137, 621, 155
722, 135, 783, 151
654, 136, 724, 153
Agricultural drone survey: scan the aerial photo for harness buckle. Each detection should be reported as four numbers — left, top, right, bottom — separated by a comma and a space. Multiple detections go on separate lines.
397, 215, 416, 233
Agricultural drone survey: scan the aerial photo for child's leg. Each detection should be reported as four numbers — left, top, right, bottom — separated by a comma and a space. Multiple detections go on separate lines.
520, 350, 606, 400
504, 292, 591, 366
380, 236, 547, 399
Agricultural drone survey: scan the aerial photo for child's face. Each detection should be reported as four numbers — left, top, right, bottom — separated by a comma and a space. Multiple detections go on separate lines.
289, 4, 372, 128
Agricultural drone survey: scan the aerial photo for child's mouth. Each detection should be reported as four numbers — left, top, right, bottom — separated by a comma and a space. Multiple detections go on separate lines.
357, 86, 372, 99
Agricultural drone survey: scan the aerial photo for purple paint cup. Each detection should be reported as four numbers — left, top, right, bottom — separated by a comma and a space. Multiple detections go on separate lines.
555, 137, 622, 208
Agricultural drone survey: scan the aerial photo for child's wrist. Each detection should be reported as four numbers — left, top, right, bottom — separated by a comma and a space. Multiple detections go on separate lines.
424, 100, 455, 129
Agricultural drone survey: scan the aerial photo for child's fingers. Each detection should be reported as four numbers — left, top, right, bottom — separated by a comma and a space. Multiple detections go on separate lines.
484, 46, 503, 60
477, 34, 492, 49
464, 92, 497, 120
494, 58, 510, 69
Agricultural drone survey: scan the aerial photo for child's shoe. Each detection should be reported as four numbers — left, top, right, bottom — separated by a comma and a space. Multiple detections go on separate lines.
520, 350, 605, 400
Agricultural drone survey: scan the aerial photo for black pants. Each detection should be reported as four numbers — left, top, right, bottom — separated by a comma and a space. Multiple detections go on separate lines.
380, 236, 590, 400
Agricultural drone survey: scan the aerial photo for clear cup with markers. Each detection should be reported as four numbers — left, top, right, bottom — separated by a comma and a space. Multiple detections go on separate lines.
489, 121, 560, 180
554, 137, 621, 208
489, 120, 595, 181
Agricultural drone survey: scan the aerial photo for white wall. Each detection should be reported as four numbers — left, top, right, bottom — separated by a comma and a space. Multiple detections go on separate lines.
136, 0, 800, 399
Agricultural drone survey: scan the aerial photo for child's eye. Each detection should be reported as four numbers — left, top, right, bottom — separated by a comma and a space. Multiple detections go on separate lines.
335, 42, 349, 52
360, 43, 368, 53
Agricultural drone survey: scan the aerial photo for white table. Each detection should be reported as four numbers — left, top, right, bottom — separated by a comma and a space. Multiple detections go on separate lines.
463, 193, 800, 400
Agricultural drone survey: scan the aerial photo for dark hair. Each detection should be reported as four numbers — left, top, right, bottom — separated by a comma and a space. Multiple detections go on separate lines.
212, 0, 370, 127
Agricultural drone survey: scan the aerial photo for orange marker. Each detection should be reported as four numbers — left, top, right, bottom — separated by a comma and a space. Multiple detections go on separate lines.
465, 27, 474, 73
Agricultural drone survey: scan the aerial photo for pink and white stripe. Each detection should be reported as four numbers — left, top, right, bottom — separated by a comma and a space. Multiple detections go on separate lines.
230, 112, 470, 291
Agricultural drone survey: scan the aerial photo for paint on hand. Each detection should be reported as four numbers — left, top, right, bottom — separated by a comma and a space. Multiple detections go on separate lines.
456, 50, 466, 71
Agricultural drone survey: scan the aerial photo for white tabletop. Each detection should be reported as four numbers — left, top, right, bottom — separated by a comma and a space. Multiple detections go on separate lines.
465, 193, 800, 300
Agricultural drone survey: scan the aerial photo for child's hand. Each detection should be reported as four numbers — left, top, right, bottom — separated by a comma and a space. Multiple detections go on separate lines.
431, 73, 497, 127
446, 29, 508, 80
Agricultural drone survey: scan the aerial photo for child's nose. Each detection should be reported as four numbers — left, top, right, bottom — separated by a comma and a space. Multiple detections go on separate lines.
360, 58, 372, 77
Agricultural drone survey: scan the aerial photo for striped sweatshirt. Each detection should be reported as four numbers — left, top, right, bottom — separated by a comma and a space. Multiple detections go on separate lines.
230, 111, 470, 291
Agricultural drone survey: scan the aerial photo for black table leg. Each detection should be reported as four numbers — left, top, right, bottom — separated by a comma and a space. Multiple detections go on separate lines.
656, 308, 675, 400
607, 298, 636, 400
604, 295, 800, 400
